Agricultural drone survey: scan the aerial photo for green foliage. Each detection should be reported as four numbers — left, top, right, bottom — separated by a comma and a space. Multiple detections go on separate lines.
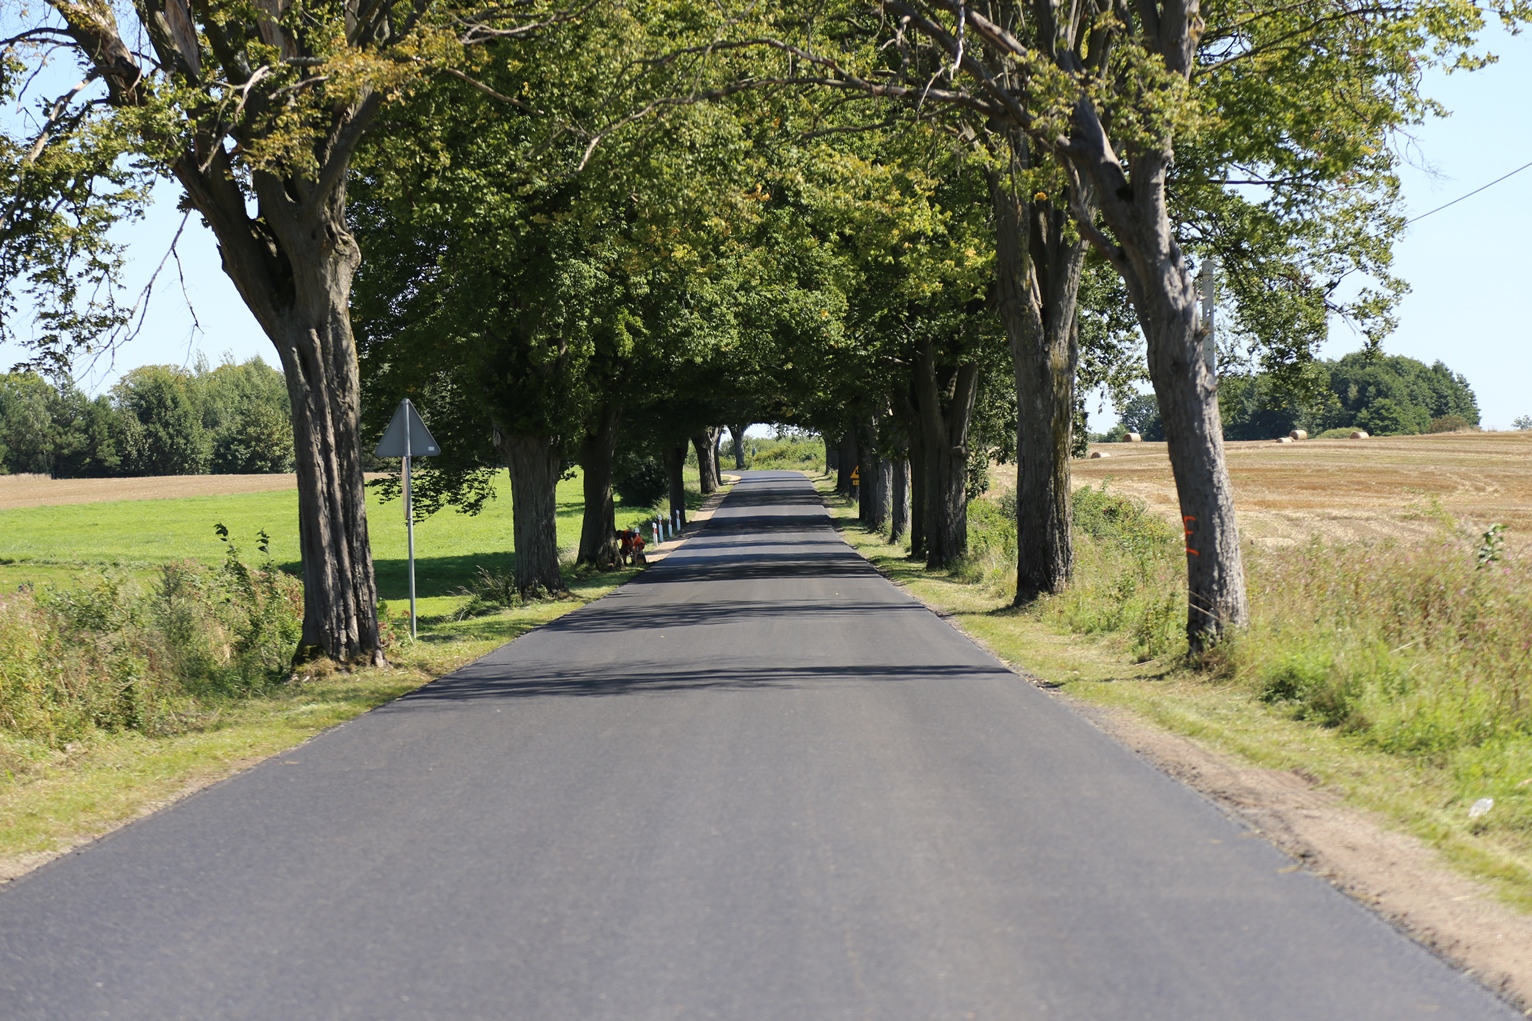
1119, 392, 1165, 441
611, 452, 668, 507
941, 476, 1532, 841
1212, 532, 1532, 838
0, 539, 301, 747
453, 566, 530, 619
0, 49, 150, 372
200, 360, 295, 473
1476, 524, 1506, 570
0, 360, 292, 478
1328, 352, 1480, 435
111, 367, 211, 476
0, 373, 56, 474
1428, 414, 1474, 434
745, 434, 822, 471
1206, 352, 1480, 440
962, 483, 1185, 660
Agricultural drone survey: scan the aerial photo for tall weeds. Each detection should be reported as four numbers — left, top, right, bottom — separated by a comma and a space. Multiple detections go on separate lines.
959, 484, 1532, 837
0, 529, 302, 750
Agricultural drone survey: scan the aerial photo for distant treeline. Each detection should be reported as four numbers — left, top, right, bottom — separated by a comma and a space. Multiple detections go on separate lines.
1114, 352, 1481, 441
0, 359, 294, 477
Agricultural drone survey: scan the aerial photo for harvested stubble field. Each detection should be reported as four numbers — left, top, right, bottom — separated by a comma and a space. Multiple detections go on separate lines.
994, 431, 1532, 547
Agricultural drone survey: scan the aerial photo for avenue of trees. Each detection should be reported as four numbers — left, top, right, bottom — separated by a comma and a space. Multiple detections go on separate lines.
5, 0, 1521, 663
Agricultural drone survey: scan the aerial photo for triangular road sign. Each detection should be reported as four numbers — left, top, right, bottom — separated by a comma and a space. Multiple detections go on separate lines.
374, 398, 440, 458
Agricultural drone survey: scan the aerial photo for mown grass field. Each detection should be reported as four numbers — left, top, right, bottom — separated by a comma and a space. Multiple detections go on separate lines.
0, 467, 701, 876
0, 470, 672, 622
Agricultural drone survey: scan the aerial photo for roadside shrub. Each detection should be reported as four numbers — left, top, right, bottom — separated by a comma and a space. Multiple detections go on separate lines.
955, 492, 1015, 591
958, 483, 1185, 659
747, 435, 822, 471
612, 452, 667, 507
1427, 414, 1474, 434
454, 565, 527, 619
0, 534, 301, 748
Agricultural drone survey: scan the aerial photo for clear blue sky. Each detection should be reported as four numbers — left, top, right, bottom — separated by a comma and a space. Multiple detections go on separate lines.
5, 25, 1530, 429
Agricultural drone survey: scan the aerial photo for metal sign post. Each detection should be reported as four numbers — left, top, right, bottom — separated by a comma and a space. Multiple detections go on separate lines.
375, 399, 440, 640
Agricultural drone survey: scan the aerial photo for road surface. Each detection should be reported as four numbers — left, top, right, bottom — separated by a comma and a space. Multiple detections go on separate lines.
0, 471, 1515, 1019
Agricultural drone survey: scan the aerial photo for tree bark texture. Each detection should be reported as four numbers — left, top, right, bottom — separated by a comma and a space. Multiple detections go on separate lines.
857, 418, 891, 530
692, 433, 716, 496
824, 432, 840, 474
498, 432, 565, 596
989, 161, 1086, 603
692, 427, 721, 494
730, 424, 750, 469
890, 458, 910, 544
913, 344, 979, 570
1062, 99, 1249, 646
908, 423, 928, 559
836, 429, 859, 497
663, 443, 688, 526
577, 402, 621, 569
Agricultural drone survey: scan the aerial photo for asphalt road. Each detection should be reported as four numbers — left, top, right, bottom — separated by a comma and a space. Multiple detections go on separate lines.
0, 471, 1516, 1020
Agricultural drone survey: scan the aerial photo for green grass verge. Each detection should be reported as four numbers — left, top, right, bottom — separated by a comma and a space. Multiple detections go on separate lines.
816, 476, 1532, 914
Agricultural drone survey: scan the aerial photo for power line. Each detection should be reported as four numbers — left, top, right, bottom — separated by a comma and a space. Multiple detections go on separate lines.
1407, 159, 1532, 224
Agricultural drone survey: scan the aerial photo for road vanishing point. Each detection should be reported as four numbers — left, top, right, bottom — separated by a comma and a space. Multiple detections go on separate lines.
0, 472, 1517, 1020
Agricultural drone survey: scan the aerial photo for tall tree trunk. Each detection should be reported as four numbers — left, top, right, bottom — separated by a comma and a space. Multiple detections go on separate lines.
889, 458, 910, 544
662, 443, 688, 526
272, 305, 380, 665
497, 432, 565, 596
908, 421, 927, 558
913, 344, 980, 569
836, 428, 859, 497
576, 402, 621, 569
1064, 103, 1249, 648
731, 423, 749, 469
181, 147, 385, 665
692, 430, 720, 496
857, 417, 891, 530
824, 431, 840, 474
874, 458, 892, 530
989, 159, 1087, 603
50, 0, 387, 667
207, 172, 383, 665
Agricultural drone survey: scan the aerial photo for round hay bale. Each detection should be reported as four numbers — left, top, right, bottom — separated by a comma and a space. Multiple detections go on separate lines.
1289, 429, 1309, 441
1350, 429, 1370, 439
1089, 451, 1110, 459
1275, 436, 1293, 444
1124, 432, 1143, 443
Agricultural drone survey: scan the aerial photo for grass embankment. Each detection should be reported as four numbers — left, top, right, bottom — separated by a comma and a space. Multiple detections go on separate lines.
0, 469, 703, 872
819, 471, 1532, 911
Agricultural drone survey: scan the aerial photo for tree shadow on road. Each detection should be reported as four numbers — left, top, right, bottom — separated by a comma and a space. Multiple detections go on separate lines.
383, 660, 1016, 704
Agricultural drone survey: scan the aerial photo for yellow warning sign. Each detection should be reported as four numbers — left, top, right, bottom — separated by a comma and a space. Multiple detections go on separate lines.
850, 467, 860, 483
